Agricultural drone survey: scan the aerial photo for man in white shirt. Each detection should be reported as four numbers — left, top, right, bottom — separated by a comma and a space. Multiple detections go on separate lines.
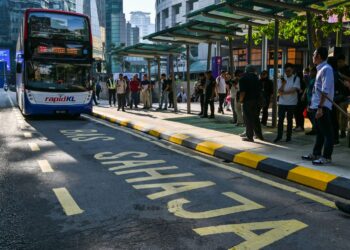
302, 47, 334, 165
274, 63, 300, 143
116, 73, 127, 111
216, 70, 228, 114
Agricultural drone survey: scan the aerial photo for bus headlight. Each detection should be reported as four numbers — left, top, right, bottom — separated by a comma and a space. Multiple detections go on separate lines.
26, 90, 36, 104
84, 91, 92, 104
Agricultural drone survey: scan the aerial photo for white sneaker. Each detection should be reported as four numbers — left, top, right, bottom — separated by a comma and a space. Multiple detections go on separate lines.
312, 157, 331, 165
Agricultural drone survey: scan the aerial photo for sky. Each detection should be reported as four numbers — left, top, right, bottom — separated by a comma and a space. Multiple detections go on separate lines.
124, 0, 156, 23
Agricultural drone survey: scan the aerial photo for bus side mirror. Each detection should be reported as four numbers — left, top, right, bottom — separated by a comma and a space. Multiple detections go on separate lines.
16, 63, 22, 73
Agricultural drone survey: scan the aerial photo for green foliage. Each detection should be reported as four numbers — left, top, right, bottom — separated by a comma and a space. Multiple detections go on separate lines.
249, 5, 350, 46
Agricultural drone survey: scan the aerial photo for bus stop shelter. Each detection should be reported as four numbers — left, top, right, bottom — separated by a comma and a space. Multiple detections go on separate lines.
144, 20, 243, 113
184, 0, 336, 127
111, 43, 184, 112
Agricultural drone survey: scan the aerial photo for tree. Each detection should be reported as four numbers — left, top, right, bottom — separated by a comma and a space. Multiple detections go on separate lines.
250, 5, 350, 48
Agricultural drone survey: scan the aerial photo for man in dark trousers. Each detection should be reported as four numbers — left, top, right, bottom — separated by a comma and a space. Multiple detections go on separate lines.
201, 71, 216, 119
302, 47, 334, 165
260, 70, 273, 126
239, 65, 264, 142
107, 75, 116, 107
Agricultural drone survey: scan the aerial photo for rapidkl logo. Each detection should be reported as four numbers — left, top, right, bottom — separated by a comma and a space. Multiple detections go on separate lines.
45, 96, 76, 103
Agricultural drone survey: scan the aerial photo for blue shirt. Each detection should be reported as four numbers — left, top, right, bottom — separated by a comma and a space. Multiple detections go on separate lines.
310, 61, 334, 110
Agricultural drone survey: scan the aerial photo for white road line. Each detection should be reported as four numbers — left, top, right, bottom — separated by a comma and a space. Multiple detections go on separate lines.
37, 160, 54, 173
28, 143, 40, 152
86, 115, 336, 209
52, 188, 84, 216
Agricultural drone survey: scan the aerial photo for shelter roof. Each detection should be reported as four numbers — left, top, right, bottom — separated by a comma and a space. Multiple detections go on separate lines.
111, 43, 184, 58
144, 20, 243, 45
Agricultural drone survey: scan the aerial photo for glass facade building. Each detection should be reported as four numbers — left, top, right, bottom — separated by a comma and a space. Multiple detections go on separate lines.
105, 0, 125, 73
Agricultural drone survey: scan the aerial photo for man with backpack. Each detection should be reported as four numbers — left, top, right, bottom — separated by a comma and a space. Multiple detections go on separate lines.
274, 63, 300, 143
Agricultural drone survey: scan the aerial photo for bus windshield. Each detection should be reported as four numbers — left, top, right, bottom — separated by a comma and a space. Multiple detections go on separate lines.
26, 62, 90, 92
29, 12, 89, 42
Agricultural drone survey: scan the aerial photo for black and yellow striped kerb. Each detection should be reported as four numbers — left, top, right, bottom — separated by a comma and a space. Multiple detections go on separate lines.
92, 112, 350, 200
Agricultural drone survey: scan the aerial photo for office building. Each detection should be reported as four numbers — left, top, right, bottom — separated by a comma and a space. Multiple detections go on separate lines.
130, 11, 155, 43
105, 0, 126, 73
126, 22, 140, 47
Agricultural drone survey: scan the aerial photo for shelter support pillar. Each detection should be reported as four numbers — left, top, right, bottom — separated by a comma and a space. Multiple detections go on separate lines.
306, 11, 314, 66
336, 13, 344, 47
207, 42, 212, 71
186, 45, 191, 114
272, 19, 279, 128
169, 54, 178, 112
247, 25, 252, 64
147, 59, 152, 106
157, 57, 161, 105
229, 37, 234, 76
261, 35, 268, 71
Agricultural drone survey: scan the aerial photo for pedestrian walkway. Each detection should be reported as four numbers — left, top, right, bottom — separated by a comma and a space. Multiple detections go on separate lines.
93, 101, 350, 180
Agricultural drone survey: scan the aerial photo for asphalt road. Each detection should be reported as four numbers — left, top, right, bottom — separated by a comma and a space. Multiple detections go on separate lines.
1, 90, 349, 250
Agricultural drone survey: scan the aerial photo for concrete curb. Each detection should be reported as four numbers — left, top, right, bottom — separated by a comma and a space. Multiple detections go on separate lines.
92, 111, 350, 200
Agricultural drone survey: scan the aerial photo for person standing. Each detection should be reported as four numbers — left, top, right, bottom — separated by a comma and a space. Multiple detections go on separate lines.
158, 73, 170, 110
216, 70, 228, 114
304, 67, 317, 135
239, 65, 264, 142
302, 47, 334, 165
197, 73, 206, 116
168, 77, 174, 108
274, 63, 300, 143
116, 73, 127, 111
96, 78, 102, 100
141, 74, 151, 109
129, 74, 140, 109
90, 77, 99, 106
123, 75, 130, 108
336, 55, 350, 138
260, 70, 273, 126
107, 75, 116, 107
232, 70, 244, 126
201, 71, 216, 119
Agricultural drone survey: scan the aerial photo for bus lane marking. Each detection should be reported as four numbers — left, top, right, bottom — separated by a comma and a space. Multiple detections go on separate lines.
37, 160, 54, 173
93, 150, 308, 249
28, 142, 40, 152
193, 220, 307, 250
53, 188, 84, 216
82, 118, 316, 249
60, 129, 115, 142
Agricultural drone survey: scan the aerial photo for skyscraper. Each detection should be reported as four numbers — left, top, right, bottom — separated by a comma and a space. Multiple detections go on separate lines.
105, 0, 126, 73
130, 11, 155, 43
76, 0, 104, 60
126, 22, 140, 47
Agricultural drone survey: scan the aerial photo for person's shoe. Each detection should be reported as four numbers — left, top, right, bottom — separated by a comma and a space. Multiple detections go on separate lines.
273, 137, 282, 143
163, 108, 167, 110
198, 112, 203, 116
156, 107, 162, 111
305, 130, 317, 135
239, 132, 246, 137
261, 122, 267, 127
286, 137, 291, 142
294, 127, 304, 132
256, 135, 265, 141
340, 131, 346, 138
221, 110, 224, 114
242, 137, 254, 142
208, 115, 215, 119
117, 108, 120, 111
312, 157, 331, 165
335, 201, 350, 214
301, 153, 319, 161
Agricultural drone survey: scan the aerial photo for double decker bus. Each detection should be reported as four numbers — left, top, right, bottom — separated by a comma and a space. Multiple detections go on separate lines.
16, 9, 93, 116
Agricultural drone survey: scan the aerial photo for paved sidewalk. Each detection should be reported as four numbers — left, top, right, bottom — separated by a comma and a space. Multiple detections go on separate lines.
92, 100, 350, 199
